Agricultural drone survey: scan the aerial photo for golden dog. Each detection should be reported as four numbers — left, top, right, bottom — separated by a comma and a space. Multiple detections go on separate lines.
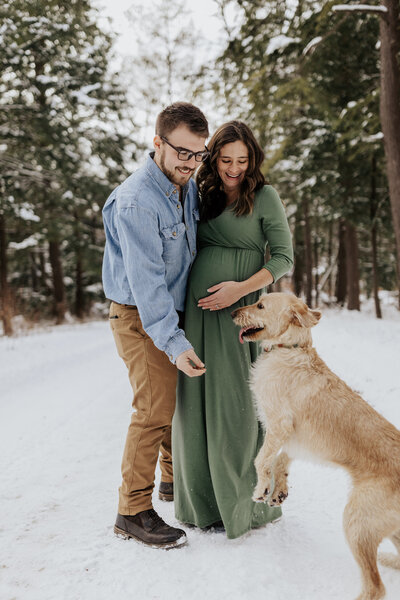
232, 292, 400, 600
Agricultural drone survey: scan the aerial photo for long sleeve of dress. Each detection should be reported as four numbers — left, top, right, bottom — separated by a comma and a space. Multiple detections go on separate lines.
260, 185, 294, 282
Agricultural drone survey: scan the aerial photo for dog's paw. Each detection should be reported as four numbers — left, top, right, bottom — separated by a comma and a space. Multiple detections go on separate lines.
252, 482, 270, 503
252, 490, 269, 503
355, 590, 385, 600
268, 489, 288, 507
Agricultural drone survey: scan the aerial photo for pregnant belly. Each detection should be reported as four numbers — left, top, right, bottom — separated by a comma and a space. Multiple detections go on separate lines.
188, 246, 264, 302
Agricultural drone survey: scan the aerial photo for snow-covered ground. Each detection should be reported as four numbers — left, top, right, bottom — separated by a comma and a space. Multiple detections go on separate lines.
1, 306, 400, 600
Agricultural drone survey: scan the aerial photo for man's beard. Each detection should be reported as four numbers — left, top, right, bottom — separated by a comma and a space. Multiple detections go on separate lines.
159, 151, 193, 186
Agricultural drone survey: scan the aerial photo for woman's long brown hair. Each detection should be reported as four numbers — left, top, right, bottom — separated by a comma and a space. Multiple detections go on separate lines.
196, 121, 266, 222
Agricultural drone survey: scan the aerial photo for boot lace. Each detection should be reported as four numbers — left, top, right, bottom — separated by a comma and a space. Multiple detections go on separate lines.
147, 509, 167, 531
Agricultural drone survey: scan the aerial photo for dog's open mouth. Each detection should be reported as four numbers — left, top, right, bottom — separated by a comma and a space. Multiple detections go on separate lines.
239, 326, 265, 344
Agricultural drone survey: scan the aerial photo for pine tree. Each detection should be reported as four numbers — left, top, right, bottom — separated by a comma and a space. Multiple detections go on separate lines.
211, 0, 396, 313
0, 0, 136, 331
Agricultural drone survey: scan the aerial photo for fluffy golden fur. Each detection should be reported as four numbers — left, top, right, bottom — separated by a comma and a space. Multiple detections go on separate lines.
232, 293, 400, 600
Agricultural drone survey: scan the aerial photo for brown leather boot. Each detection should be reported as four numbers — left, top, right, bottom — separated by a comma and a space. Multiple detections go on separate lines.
114, 509, 186, 549
158, 481, 173, 502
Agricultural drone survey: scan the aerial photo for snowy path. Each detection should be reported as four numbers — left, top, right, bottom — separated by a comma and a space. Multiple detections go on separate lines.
1, 310, 400, 600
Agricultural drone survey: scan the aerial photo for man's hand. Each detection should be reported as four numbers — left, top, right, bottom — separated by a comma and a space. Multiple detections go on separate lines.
176, 349, 206, 377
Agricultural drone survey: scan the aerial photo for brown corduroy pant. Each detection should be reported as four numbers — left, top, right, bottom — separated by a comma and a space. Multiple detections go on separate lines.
109, 302, 177, 515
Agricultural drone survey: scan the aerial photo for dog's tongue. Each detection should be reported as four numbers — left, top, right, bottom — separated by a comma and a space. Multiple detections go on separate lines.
239, 328, 246, 344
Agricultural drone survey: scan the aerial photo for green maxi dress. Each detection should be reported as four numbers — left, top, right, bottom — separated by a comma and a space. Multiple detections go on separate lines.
172, 185, 294, 539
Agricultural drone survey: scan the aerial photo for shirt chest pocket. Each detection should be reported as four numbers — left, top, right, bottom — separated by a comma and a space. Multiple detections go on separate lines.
160, 222, 187, 263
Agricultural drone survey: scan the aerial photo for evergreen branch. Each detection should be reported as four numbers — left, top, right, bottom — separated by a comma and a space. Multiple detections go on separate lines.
0, 155, 58, 183
303, 14, 350, 56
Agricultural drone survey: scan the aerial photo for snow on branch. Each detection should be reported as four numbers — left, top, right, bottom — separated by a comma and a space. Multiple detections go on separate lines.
71, 83, 101, 106
266, 35, 300, 55
332, 4, 388, 15
303, 36, 323, 56
9, 235, 39, 250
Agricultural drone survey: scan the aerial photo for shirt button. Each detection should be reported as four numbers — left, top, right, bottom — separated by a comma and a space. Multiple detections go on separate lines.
172, 231, 177, 237
172, 189, 177, 194
169, 354, 173, 361
177, 204, 180, 209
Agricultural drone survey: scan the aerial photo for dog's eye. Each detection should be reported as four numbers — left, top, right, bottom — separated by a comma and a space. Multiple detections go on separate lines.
257, 303, 264, 309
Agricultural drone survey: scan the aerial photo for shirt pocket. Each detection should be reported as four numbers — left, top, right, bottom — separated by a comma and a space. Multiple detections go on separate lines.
160, 222, 186, 263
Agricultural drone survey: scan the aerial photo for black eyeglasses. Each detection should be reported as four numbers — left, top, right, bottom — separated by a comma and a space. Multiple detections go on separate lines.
161, 136, 209, 162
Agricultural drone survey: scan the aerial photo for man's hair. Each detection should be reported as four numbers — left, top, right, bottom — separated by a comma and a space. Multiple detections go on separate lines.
156, 102, 209, 138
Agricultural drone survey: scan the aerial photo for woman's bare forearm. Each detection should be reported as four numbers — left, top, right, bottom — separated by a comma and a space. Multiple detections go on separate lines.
237, 268, 273, 298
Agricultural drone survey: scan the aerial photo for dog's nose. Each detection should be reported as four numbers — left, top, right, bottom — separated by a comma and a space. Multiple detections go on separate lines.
231, 309, 238, 319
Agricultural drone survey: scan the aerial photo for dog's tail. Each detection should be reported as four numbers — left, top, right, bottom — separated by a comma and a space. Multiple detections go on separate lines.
379, 552, 400, 569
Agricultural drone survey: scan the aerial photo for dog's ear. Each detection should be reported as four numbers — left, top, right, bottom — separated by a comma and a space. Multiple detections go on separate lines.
290, 301, 322, 328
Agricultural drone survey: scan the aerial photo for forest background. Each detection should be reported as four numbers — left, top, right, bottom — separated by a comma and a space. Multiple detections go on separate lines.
1, 0, 400, 336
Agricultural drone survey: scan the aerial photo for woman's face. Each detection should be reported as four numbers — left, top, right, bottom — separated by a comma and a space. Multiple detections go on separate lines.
216, 140, 249, 193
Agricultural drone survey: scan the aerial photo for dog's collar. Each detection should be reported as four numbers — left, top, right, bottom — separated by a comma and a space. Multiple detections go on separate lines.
264, 343, 299, 353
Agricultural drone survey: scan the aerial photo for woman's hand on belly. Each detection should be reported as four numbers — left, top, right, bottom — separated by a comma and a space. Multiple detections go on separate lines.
197, 280, 245, 311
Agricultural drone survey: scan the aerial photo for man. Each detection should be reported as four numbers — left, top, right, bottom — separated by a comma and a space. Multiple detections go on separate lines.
102, 102, 209, 549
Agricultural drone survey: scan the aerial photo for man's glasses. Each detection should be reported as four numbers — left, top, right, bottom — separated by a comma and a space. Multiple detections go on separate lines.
161, 136, 209, 162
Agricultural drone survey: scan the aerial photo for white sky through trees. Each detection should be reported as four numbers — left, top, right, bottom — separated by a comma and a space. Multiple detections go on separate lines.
93, 0, 227, 64
92, 0, 239, 153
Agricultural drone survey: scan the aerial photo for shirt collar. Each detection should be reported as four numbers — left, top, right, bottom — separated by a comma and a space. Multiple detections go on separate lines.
146, 152, 190, 199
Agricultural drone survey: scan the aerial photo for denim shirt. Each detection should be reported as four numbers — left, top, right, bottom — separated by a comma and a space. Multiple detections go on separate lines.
102, 153, 199, 363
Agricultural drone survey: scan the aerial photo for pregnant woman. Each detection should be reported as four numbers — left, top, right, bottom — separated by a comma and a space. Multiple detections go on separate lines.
172, 121, 294, 538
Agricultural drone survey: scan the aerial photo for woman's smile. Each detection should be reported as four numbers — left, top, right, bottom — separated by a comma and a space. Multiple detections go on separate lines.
217, 140, 249, 194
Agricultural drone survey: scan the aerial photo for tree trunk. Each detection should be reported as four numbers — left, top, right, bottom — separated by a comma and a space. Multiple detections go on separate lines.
327, 221, 334, 299
293, 211, 305, 297
29, 250, 39, 292
38, 248, 51, 294
302, 197, 313, 307
313, 225, 319, 307
379, 0, 400, 308
371, 222, 382, 318
48, 239, 66, 324
75, 247, 84, 318
335, 219, 347, 305
345, 221, 360, 311
74, 211, 85, 319
370, 154, 382, 319
0, 211, 13, 336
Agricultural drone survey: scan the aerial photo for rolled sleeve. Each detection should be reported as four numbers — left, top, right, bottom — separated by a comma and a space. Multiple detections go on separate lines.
261, 187, 294, 282
116, 203, 192, 362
